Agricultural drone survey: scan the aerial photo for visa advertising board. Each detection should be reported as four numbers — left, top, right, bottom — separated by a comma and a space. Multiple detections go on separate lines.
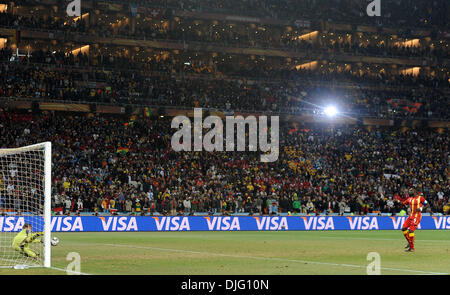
1, 216, 450, 232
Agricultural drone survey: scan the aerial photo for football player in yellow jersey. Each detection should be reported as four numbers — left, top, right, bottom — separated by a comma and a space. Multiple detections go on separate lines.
11, 223, 43, 259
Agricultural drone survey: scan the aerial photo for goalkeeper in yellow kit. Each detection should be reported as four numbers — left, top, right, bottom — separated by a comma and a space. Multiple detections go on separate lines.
12, 223, 43, 259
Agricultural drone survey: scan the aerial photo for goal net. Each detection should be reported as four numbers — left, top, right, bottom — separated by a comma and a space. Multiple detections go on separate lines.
0, 142, 51, 268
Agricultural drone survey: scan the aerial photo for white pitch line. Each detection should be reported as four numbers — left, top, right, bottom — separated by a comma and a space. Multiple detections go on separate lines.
48, 266, 91, 275
0, 257, 91, 275
100, 243, 449, 275
319, 236, 450, 243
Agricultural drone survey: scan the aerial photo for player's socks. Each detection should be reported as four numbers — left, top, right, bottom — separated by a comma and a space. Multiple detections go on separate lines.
402, 230, 411, 247
408, 233, 415, 250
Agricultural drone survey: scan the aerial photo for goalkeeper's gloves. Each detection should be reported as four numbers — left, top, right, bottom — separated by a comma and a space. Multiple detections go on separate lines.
28, 233, 42, 242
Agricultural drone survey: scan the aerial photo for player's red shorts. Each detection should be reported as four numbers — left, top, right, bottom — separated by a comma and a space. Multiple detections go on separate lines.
402, 214, 422, 231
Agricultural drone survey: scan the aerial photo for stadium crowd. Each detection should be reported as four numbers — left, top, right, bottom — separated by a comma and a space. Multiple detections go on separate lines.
1, 10, 449, 60
0, 48, 448, 119
0, 111, 448, 216
10, 0, 450, 30
0, 0, 448, 217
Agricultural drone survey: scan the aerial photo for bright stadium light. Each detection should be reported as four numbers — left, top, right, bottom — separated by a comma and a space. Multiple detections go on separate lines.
324, 105, 338, 117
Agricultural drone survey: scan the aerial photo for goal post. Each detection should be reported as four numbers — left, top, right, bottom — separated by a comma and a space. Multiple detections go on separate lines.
43, 142, 51, 268
0, 142, 52, 268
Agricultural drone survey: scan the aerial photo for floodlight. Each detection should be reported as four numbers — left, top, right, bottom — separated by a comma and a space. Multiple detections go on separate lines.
324, 105, 338, 117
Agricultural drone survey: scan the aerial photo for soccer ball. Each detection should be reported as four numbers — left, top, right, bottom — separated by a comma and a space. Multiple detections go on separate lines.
51, 237, 59, 246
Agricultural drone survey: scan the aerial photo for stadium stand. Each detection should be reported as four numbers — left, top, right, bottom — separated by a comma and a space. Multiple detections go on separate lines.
0, 0, 448, 216
0, 111, 448, 215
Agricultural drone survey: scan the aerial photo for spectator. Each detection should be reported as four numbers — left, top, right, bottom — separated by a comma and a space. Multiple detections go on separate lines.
183, 198, 191, 214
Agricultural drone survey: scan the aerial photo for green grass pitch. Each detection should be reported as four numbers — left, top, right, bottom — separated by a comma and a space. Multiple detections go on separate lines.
1, 230, 449, 275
